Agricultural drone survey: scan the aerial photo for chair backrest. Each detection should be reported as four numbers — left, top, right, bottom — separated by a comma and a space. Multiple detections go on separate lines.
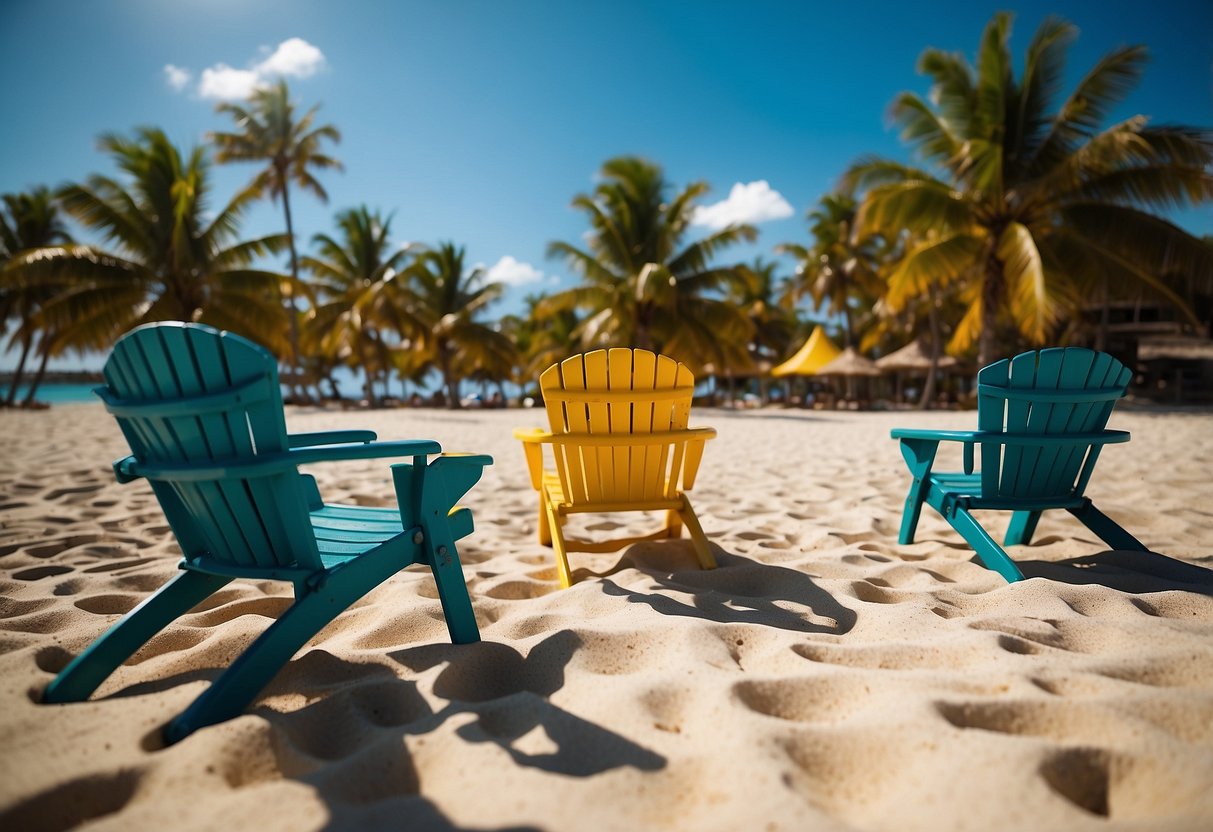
99, 322, 321, 571
539, 348, 699, 506
975, 347, 1132, 501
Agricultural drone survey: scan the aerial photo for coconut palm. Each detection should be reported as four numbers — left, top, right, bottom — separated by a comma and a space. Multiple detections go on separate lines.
211, 79, 343, 397
777, 193, 888, 351
726, 258, 798, 403
0, 188, 71, 406
499, 295, 581, 400
10, 128, 289, 357
407, 242, 515, 409
300, 206, 416, 406
544, 156, 756, 370
846, 13, 1213, 366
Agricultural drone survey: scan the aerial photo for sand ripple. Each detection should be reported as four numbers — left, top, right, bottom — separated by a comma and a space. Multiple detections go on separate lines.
1, 403, 1212, 830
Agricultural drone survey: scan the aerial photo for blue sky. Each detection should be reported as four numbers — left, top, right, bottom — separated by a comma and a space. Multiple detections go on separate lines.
2, 0, 1211, 369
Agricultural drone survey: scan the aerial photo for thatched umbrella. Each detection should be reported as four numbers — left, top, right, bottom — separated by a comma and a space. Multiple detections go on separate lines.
817, 347, 881, 377
875, 339, 958, 372
876, 339, 959, 407
814, 347, 880, 406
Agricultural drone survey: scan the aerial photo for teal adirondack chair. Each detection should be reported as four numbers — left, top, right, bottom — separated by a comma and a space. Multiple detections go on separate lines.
42, 322, 491, 743
892, 347, 1147, 582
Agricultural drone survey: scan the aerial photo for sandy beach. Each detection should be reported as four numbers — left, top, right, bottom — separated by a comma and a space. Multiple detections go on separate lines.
1, 402, 1211, 831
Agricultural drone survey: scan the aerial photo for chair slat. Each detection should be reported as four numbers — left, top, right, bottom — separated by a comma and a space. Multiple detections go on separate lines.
976, 358, 1009, 496
553, 355, 590, 503
607, 348, 634, 502
1045, 350, 1119, 495
652, 355, 680, 499
998, 351, 1042, 496
583, 351, 612, 503
631, 350, 659, 501
1026, 348, 1093, 497
126, 328, 253, 564
156, 325, 265, 566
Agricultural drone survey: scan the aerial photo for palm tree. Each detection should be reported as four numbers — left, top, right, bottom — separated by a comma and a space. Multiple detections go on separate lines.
10, 128, 290, 356
407, 242, 515, 409
0, 187, 71, 406
544, 156, 757, 370
301, 206, 416, 406
846, 13, 1213, 366
211, 79, 343, 398
499, 295, 581, 400
726, 258, 797, 403
777, 193, 887, 351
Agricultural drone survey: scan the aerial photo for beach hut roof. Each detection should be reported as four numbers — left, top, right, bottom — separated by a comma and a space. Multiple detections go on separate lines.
875, 339, 959, 372
816, 347, 881, 377
771, 327, 841, 377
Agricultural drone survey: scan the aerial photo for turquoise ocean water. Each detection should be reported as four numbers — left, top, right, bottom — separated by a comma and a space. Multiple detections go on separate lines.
0, 383, 101, 404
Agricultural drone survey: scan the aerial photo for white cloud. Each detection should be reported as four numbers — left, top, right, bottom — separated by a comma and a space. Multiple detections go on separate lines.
180, 38, 328, 101
484, 256, 547, 287
691, 180, 794, 230
163, 64, 191, 92
198, 64, 262, 100
255, 38, 326, 79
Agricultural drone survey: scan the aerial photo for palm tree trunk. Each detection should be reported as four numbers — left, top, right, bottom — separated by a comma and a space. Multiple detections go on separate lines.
439, 346, 461, 409
841, 305, 857, 400
279, 172, 307, 403
918, 288, 941, 410
979, 252, 1005, 367
22, 337, 52, 407
5, 334, 32, 406
1095, 278, 1110, 352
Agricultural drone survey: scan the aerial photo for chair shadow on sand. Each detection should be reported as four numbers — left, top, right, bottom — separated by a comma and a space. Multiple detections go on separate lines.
1018, 547, 1213, 596
579, 539, 857, 636
41, 629, 659, 831
243, 631, 665, 830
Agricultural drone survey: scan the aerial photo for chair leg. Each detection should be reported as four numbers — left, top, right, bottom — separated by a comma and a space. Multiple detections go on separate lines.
665, 509, 683, 539
537, 494, 552, 546
898, 479, 928, 544
1068, 501, 1148, 552
44, 569, 232, 705
163, 540, 418, 744
1004, 510, 1042, 546
946, 507, 1026, 583
678, 499, 717, 571
421, 520, 480, 645
547, 502, 573, 589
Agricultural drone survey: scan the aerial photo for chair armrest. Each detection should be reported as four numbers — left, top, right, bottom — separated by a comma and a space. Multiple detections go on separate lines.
112, 439, 443, 484
288, 430, 377, 448
513, 428, 549, 489
890, 428, 1131, 481
890, 429, 980, 442
513, 427, 550, 443
997, 430, 1131, 446
512, 427, 716, 446
534, 428, 718, 447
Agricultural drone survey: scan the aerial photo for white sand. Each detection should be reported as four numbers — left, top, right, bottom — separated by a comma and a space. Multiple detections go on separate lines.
1, 402, 1212, 831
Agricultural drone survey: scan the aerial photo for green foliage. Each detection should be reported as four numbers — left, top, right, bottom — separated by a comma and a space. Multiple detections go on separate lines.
778, 193, 889, 350
407, 242, 516, 407
10, 129, 290, 356
0, 187, 71, 405
211, 79, 343, 397
544, 156, 756, 372
850, 12, 1213, 363
301, 206, 415, 404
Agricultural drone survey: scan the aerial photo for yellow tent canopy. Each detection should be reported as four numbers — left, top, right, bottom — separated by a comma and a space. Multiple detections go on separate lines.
771, 326, 841, 377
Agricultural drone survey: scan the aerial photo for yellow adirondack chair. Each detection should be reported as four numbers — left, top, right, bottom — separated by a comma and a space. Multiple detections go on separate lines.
514, 348, 718, 587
